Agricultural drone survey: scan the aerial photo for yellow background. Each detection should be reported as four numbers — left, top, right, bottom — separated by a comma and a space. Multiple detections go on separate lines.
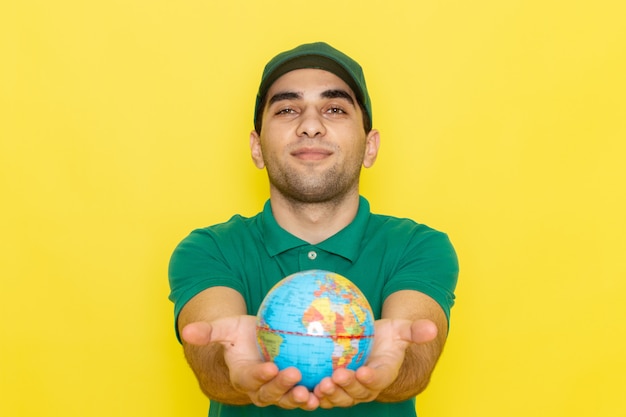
2, 1, 625, 416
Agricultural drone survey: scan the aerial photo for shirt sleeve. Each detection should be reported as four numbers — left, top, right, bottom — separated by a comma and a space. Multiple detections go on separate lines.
382, 226, 459, 323
168, 228, 245, 342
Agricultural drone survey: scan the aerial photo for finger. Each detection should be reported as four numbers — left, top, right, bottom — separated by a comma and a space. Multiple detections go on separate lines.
299, 388, 320, 411
288, 385, 312, 404
358, 355, 403, 387
317, 386, 356, 409
316, 378, 350, 410
354, 365, 377, 387
316, 370, 372, 408
232, 361, 279, 387
229, 362, 279, 397
255, 367, 302, 406
332, 368, 374, 402
331, 368, 360, 391
277, 385, 317, 410
314, 376, 338, 399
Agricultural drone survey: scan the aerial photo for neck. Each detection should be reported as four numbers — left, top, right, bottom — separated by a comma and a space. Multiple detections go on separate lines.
269, 190, 360, 244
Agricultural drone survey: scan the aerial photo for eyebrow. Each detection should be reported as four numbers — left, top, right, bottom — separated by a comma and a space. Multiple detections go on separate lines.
268, 91, 302, 106
267, 89, 356, 107
320, 89, 355, 106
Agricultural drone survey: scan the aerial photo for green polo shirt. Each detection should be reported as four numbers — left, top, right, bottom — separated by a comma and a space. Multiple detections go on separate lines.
168, 196, 458, 417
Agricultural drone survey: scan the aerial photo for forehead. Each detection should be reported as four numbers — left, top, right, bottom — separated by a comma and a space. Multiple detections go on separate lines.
266, 68, 356, 98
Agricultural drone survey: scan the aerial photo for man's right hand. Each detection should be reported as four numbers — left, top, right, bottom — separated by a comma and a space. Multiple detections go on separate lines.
181, 316, 320, 410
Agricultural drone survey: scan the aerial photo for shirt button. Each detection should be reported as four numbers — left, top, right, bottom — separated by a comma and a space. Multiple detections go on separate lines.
308, 251, 317, 260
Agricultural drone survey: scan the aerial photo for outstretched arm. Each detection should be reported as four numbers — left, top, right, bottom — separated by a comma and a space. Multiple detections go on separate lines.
178, 286, 320, 410
377, 290, 448, 401
314, 290, 448, 407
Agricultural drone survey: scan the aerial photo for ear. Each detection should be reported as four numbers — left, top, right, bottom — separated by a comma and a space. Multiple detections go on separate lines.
363, 129, 380, 168
249, 130, 265, 169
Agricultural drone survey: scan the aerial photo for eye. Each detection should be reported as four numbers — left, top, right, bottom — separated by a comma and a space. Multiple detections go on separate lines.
276, 107, 297, 115
326, 106, 346, 115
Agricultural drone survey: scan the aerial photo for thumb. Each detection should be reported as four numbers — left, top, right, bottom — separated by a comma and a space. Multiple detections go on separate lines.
410, 319, 438, 344
181, 321, 214, 346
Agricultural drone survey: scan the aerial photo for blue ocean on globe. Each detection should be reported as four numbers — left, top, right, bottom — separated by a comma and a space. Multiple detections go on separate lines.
256, 270, 375, 390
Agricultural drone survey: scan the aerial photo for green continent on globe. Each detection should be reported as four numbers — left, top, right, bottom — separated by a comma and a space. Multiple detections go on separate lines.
256, 326, 284, 361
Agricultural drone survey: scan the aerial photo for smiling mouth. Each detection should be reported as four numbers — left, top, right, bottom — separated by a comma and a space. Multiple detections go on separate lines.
291, 148, 333, 161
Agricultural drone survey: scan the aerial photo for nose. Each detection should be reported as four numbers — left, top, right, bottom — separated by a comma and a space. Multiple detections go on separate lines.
296, 109, 326, 138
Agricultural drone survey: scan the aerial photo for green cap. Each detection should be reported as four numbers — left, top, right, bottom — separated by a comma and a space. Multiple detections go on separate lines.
254, 42, 372, 133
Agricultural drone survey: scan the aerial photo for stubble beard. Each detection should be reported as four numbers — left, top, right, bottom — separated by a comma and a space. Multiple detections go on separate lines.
266, 162, 362, 206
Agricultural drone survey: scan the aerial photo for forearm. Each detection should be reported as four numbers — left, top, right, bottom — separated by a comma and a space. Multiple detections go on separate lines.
183, 342, 251, 405
376, 290, 449, 403
178, 287, 254, 404
376, 338, 443, 402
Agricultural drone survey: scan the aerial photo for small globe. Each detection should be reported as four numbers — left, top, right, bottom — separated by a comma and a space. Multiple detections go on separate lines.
256, 270, 375, 390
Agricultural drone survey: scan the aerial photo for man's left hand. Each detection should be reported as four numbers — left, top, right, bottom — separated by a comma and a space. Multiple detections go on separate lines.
313, 318, 438, 408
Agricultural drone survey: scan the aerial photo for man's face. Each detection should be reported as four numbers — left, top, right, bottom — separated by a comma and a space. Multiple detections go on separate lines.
250, 68, 379, 204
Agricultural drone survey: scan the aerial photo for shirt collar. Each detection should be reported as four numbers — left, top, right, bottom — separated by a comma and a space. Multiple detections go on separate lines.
261, 196, 371, 263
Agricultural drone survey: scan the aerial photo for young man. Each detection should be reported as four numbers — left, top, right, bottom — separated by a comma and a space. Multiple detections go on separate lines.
169, 42, 459, 416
